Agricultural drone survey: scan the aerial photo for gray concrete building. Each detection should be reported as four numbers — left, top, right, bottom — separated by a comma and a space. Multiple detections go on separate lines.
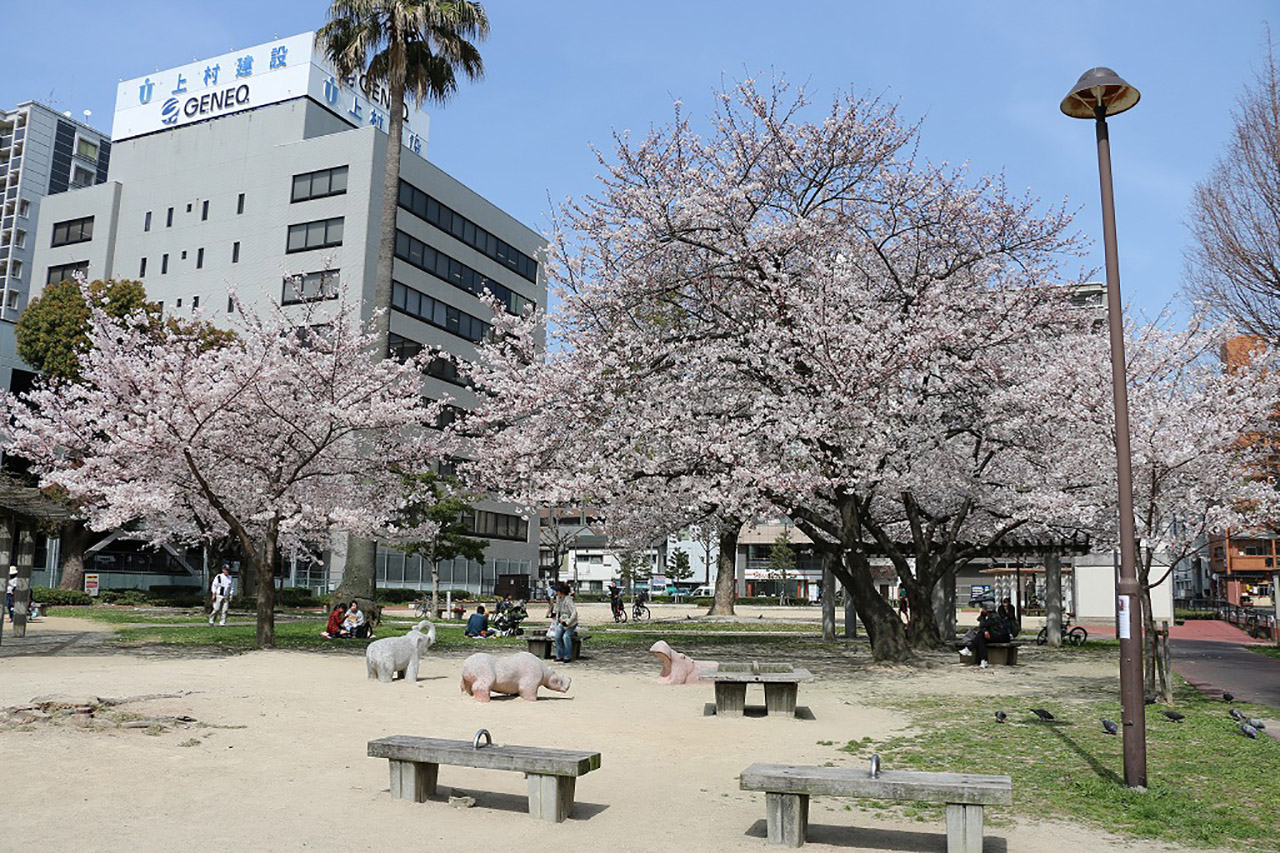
29, 33, 544, 594
0, 101, 111, 391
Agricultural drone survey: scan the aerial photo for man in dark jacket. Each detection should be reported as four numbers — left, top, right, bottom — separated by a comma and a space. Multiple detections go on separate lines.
961, 605, 1009, 668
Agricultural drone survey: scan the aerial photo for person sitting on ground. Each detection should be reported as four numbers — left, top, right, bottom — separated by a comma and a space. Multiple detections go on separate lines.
465, 605, 491, 638
341, 602, 368, 639
961, 604, 1010, 669
322, 602, 346, 638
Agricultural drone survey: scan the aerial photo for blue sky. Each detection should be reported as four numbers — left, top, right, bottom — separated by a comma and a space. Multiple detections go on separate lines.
3, 0, 1277, 316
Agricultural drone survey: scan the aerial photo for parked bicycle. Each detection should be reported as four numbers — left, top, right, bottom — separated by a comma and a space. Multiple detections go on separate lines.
1036, 619, 1088, 646
632, 591, 651, 622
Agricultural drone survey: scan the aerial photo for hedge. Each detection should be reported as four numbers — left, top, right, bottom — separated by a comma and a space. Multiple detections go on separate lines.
1174, 608, 1219, 621
30, 586, 93, 606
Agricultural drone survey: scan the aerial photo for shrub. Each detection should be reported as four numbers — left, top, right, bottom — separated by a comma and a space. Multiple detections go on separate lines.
1175, 608, 1218, 621
376, 588, 422, 604
277, 587, 324, 608
30, 586, 93, 606
99, 589, 150, 606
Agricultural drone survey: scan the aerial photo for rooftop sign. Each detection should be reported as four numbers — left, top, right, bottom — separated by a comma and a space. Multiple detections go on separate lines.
112, 31, 430, 155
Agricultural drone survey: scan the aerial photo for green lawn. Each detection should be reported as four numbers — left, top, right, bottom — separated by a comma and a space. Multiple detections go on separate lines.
840, 680, 1280, 851
113, 619, 527, 653
1249, 645, 1280, 659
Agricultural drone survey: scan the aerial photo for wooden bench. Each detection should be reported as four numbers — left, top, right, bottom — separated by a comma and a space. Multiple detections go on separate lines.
705, 663, 814, 716
526, 631, 591, 660
368, 735, 601, 822
957, 641, 1020, 666
740, 763, 1012, 851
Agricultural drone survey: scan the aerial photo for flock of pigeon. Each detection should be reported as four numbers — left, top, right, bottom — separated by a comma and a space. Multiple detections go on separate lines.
992, 691, 1268, 739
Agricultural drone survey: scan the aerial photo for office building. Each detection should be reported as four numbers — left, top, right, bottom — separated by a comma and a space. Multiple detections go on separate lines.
29, 33, 544, 593
0, 101, 111, 390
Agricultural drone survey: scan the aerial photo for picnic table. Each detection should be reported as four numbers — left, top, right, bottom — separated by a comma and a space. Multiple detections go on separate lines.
705, 662, 814, 716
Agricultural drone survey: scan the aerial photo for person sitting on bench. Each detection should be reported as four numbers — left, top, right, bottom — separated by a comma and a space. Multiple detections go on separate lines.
465, 605, 491, 638
341, 602, 370, 639
322, 601, 346, 638
961, 604, 1009, 668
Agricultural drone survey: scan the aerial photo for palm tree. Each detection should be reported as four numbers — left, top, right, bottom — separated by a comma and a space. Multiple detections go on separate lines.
317, 0, 488, 610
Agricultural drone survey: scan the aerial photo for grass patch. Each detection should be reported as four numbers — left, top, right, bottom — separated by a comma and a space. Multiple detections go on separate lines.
1249, 646, 1280, 659
599, 620, 815, 633
113, 619, 527, 653
53, 605, 212, 624
840, 680, 1280, 850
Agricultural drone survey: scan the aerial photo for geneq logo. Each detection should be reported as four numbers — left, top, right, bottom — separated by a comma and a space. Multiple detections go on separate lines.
158, 85, 250, 128
160, 97, 180, 125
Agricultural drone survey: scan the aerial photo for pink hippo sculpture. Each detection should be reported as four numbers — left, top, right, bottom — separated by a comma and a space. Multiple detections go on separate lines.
460, 651, 571, 702
649, 640, 719, 684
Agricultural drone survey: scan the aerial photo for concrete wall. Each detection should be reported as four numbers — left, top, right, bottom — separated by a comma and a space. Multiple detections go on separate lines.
1073, 561, 1174, 622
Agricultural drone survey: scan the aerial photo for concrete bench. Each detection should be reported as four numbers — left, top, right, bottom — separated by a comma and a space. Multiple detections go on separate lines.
368, 735, 601, 822
957, 641, 1020, 666
740, 763, 1011, 851
706, 663, 815, 716
526, 631, 591, 660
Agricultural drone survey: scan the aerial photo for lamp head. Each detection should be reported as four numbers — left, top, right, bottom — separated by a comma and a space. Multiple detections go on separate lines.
1060, 67, 1140, 119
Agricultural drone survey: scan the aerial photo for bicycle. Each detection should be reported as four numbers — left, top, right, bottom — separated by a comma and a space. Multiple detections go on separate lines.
610, 598, 627, 623
1036, 620, 1088, 646
632, 593, 651, 622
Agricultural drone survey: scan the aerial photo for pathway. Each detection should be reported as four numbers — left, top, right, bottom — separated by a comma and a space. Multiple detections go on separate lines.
1170, 620, 1280, 709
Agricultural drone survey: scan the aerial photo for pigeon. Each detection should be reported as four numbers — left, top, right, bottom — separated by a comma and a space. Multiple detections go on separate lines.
1100, 718, 1118, 735
1241, 723, 1259, 739
1245, 718, 1266, 730
1223, 692, 1235, 703
1030, 708, 1055, 722
995, 711, 1007, 723
1229, 709, 1245, 721
1144, 696, 1157, 705
1161, 710, 1185, 722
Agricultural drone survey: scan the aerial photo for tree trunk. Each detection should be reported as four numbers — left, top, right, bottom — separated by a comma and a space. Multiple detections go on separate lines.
839, 553, 910, 661
843, 578, 858, 638
1044, 552, 1063, 647
821, 554, 836, 641
333, 534, 377, 612
708, 515, 740, 616
57, 522, 93, 592
904, 575, 944, 650
255, 520, 279, 649
931, 564, 958, 642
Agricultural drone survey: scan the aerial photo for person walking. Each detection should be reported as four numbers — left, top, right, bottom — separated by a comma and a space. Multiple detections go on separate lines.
552, 583, 579, 663
208, 565, 234, 626
5, 567, 17, 622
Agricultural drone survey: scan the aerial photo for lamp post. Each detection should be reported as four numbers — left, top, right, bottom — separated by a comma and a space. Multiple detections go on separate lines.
1061, 67, 1148, 789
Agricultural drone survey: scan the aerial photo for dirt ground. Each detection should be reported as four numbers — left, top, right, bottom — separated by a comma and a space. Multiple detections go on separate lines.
0, 615, 1209, 852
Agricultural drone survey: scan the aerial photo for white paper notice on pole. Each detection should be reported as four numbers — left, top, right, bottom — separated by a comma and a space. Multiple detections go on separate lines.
1116, 595, 1131, 639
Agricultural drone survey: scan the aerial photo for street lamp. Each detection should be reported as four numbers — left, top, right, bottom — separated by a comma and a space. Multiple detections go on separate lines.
1061, 67, 1148, 789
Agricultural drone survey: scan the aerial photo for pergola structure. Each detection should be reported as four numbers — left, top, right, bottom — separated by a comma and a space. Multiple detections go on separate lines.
0, 473, 73, 643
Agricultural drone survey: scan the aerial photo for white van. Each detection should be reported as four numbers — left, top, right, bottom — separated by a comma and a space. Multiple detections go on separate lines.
692, 585, 716, 597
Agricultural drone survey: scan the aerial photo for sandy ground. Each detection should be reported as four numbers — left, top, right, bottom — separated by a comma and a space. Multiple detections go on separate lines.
0, 616, 1209, 853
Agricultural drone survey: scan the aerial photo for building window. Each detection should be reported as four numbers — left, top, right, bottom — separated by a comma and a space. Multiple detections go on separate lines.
286, 217, 344, 253
460, 509, 529, 542
50, 216, 94, 247
75, 136, 99, 161
71, 165, 95, 189
193, 296, 200, 309
227, 295, 235, 313
391, 280, 490, 343
18, 199, 30, 218
393, 230, 534, 316
387, 332, 423, 362
139, 257, 147, 277
161, 253, 169, 275
14, 230, 25, 249
282, 269, 340, 304
196, 247, 204, 269
6, 291, 18, 309
145, 210, 152, 232
176, 298, 183, 308
237, 193, 245, 214
201, 200, 209, 221
46, 260, 89, 285
232, 241, 240, 263
398, 179, 540, 283
11, 259, 23, 279
186, 203, 192, 213
291, 166, 349, 203
166, 207, 174, 227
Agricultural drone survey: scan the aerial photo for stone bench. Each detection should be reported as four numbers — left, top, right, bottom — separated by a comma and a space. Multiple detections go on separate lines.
526, 631, 591, 660
706, 663, 814, 716
957, 641, 1020, 666
368, 735, 601, 822
740, 763, 1012, 851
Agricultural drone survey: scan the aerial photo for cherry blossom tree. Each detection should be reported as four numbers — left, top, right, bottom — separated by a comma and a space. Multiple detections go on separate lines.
461, 78, 1104, 661
1071, 315, 1280, 701
1, 288, 449, 647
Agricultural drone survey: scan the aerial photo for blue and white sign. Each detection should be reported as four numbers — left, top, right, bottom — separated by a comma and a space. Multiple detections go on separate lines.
112, 31, 431, 156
